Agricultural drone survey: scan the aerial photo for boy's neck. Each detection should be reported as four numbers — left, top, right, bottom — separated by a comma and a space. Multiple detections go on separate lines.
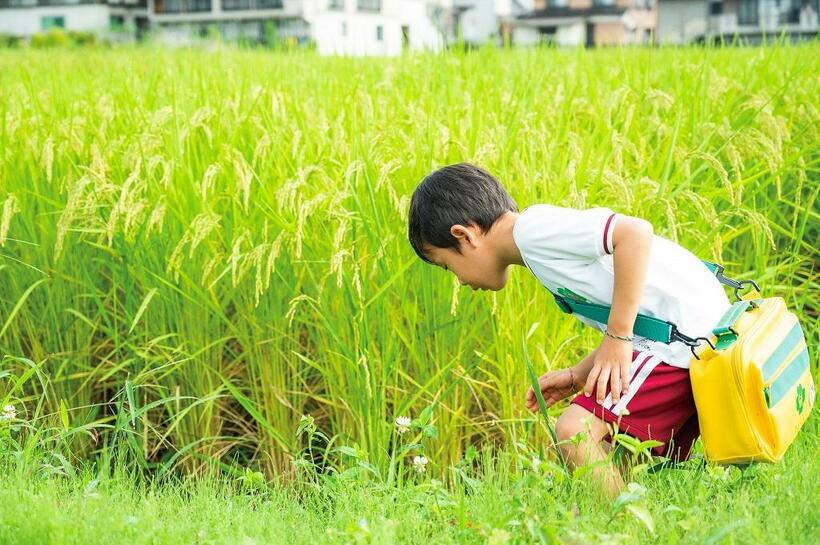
489, 211, 526, 268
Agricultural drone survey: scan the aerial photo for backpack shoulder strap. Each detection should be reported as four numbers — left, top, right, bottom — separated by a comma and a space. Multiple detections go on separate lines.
548, 261, 752, 353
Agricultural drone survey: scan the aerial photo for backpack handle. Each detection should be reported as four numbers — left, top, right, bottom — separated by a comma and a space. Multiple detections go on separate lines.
712, 298, 765, 350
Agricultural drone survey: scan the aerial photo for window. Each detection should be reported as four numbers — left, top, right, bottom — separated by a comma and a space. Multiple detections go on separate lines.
709, 1, 724, 15
3, 0, 37, 7
341, 21, 347, 36
328, 0, 344, 9
376, 24, 383, 41
357, 0, 379, 11
781, 0, 801, 24
41, 16, 65, 31
222, 0, 282, 10
593, 0, 616, 5
110, 15, 125, 29
154, 0, 211, 13
738, 0, 759, 24
548, 0, 568, 7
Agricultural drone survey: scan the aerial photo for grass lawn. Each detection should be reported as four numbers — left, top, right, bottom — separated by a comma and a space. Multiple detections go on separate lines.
1, 414, 818, 544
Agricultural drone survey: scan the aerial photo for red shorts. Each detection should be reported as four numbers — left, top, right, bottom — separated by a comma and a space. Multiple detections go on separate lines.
571, 350, 700, 461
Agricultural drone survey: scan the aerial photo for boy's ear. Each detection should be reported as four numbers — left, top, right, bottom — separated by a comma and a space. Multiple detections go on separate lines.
450, 224, 478, 248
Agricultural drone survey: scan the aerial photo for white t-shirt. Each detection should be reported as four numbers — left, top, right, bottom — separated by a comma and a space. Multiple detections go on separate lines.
512, 204, 731, 368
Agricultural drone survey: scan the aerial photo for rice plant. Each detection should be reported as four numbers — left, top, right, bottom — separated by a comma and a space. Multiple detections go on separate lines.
0, 42, 817, 485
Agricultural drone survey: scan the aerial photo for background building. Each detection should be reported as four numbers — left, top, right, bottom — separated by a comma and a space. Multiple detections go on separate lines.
655, 0, 818, 44
510, 0, 656, 46
0, 0, 148, 39
0, 0, 528, 53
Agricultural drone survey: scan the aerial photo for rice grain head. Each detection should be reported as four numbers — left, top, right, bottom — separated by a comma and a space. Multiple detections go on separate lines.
200, 163, 221, 202
693, 151, 734, 204
54, 176, 93, 260
264, 230, 286, 290
0, 193, 20, 247
42, 136, 54, 185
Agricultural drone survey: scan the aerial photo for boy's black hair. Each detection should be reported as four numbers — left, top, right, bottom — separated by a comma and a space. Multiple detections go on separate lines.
408, 163, 518, 263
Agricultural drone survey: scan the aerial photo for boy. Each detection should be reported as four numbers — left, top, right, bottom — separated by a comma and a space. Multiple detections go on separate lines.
407, 163, 730, 498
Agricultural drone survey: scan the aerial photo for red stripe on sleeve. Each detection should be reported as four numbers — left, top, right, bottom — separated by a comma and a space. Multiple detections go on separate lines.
603, 213, 616, 255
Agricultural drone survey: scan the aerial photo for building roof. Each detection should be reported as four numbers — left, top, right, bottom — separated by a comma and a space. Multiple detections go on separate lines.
518, 5, 627, 19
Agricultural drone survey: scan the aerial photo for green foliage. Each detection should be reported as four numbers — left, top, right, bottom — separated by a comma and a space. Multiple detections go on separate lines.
0, 33, 22, 48
29, 29, 97, 48
30, 29, 71, 48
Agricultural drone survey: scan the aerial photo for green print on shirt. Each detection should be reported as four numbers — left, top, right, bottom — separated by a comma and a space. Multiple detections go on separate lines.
556, 287, 588, 303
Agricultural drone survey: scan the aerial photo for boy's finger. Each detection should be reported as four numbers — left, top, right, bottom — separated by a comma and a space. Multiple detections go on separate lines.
610, 373, 621, 405
584, 365, 600, 397
621, 366, 630, 395
596, 367, 610, 404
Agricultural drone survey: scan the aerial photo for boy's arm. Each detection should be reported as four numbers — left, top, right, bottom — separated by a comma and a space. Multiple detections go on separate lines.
583, 216, 654, 405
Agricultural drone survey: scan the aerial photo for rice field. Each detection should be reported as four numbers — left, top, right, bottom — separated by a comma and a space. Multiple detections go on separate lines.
0, 42, 818, 543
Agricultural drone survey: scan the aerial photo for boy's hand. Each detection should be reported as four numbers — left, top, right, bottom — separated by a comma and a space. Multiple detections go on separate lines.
584, 335, 633, 405
525, 367, 581, 412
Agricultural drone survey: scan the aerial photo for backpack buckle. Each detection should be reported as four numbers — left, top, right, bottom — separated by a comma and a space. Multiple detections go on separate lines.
671, 327, 716, 360
733, 279, 761, 302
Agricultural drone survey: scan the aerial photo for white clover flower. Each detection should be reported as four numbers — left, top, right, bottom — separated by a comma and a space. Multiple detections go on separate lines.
395, 416, 411, 435
357, 518, 368, 531
1, 404, 15, 422
531, 456, 541, 472
412, 455, 428, 473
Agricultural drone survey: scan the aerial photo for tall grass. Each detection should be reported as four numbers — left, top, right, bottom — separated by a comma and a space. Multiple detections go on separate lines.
0, 42, 817, 480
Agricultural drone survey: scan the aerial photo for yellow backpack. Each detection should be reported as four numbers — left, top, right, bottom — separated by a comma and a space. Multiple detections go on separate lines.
548, 261, 815, 464
690, 289, 815, 464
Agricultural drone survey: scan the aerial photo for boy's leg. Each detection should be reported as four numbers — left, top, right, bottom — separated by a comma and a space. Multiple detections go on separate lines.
568, 351, 700, 479
556, 404, 624, 499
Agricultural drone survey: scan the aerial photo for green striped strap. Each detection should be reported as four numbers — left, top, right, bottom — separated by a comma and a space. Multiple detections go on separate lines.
550, 293, 676, 343
701, 261, 721, 275
549, 261, 745, 345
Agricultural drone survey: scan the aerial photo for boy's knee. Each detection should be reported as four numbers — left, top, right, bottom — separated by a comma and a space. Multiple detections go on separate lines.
556, 406, 608, 443
556, 412, 584, 443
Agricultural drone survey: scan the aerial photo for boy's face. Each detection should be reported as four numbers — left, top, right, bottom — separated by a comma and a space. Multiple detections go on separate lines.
424, 224, 510, 291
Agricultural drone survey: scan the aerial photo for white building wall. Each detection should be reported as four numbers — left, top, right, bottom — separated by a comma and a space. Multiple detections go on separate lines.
510, 24, 537, 44
656, 0, 707, 44
305, 0, 448, 55
459, 0, 497, 44
555, 21, 582, 45
310, 12, 392, 55
0, 5, 111, 36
